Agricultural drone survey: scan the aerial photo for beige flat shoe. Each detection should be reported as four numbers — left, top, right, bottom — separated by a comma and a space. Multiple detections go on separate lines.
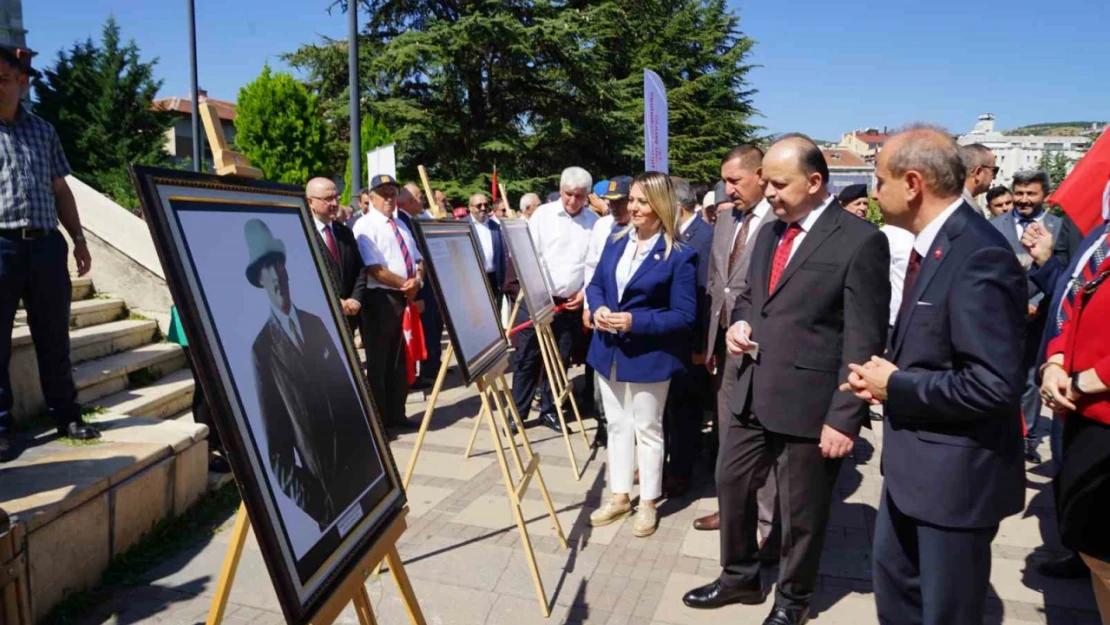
631, 505, 658, 537
589, 497, 632, 527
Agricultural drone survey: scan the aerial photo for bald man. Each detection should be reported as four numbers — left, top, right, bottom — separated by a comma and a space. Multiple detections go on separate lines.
684, 134, 890, 625
306, 177, 365, 333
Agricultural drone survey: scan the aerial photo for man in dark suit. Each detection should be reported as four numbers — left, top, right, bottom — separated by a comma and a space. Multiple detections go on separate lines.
989, 169, 1082, 463
662, 177, 715, 496
468, 193, 508, 303
244, 219, 381, 531
693, 146, 779, 539
845, 127, 1027, 625
683, 134, 890, 625
307, 178, 365, 335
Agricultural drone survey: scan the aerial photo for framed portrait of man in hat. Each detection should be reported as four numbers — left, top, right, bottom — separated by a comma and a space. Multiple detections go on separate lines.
129, 166, 404, 625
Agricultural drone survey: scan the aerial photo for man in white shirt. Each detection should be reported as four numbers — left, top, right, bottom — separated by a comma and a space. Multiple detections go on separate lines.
510, 166, 598, 433
880, 224, 916, 329
352, 174, 425, 428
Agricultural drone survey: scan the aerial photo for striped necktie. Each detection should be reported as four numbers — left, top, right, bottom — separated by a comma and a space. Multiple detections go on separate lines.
1055, 229, 1109, 331
388, 218, 415, 278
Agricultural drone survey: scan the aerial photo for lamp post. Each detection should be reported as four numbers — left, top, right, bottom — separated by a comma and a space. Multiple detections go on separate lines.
187, 0, 201, 172
348, 0, 361, 193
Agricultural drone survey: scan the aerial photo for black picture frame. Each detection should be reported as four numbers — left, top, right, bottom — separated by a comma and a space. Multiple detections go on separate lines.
129, 166, 405, 625
410, 220, 510, 386
500, 219, 556, 326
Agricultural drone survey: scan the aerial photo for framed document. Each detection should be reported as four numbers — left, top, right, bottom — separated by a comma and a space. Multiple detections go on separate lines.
130, 166, 404, 625
411, 220, 510, 385
501, 219, 555, 325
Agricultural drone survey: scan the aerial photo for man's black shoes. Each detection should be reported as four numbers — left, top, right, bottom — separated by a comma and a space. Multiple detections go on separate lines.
762, 604, 809, 625
1024, 439, 1042, 464
682, 579, 765, 609
59, 420, 101, 441
540, 412, 563, 433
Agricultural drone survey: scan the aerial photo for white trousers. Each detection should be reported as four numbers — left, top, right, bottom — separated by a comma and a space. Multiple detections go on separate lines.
597, 372, 670, 501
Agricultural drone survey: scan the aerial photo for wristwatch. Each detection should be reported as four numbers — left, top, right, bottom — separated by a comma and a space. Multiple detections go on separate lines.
1071, 372, 1087, 397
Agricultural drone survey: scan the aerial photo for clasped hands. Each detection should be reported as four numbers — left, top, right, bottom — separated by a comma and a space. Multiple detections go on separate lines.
592, 306, 632, 333
839, 356, 899, 405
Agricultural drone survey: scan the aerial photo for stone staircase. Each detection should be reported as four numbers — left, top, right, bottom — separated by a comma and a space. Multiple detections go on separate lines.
1, 276, 208, 622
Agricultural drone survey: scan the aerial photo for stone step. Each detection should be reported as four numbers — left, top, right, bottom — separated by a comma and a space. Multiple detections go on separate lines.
72, 276, 94, 301
14, 297, 126, 330
94, 368, 195, 419
11, 318, 159, 365
74, 343, 188, 406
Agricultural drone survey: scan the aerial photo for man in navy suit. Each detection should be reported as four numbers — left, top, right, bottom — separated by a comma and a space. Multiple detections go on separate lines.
845, 127, 1027, 625
468, 193, 508, 303
662, 177, 715, 496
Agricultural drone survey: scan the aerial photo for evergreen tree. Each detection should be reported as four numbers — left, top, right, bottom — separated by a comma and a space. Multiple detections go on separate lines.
340, 115, 395, 205
32, 17, 173, 209
1039, 150, 1071, 188
235, 65, 335, 186
284, 0, 757, 195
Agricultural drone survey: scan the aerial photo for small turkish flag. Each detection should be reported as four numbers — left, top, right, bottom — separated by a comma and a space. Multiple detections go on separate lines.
401, 302, 427, 385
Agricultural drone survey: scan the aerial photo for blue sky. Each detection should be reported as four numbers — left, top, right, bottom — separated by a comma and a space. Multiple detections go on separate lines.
26, 0, 1110, 141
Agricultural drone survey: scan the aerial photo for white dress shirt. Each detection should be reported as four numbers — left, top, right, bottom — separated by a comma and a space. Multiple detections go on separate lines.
914, 198, 965, 258
881, 225, 916, 327
615, 230, 661, 301
731, 199, 771, 254
270, 306, 305, 349
1012, 208, 1047, 240
778, 195, 835, 264
678, 213, 696, 236
472, 218, 496, 272
352, 207, 423, 290
530, 200, 599, 298
585, 215, 617, 288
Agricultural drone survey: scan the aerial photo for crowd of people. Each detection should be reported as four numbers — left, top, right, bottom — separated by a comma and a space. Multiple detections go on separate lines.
1, 40, 1109, 625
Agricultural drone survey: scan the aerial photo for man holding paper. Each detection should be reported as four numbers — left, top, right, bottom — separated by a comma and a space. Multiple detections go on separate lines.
683, 134, 889, 625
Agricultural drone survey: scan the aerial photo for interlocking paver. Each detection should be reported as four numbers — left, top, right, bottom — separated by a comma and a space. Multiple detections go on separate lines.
70, 367, 1099, 625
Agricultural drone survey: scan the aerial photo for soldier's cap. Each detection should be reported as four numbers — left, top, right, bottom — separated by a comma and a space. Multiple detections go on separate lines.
601, 176, 633, 200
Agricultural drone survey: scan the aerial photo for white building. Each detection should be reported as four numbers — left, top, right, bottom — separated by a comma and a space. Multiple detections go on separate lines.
957, 114, 1091, 189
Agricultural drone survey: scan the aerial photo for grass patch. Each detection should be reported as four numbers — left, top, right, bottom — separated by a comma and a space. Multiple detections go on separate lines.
42, 482, 242, 625
93, 292, 114, 300
126, 310, 151, 321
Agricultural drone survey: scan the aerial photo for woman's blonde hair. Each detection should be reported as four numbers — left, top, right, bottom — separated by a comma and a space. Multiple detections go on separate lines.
612, 171, 678, 259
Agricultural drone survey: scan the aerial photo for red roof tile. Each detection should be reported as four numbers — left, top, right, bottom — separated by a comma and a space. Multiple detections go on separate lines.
152, 96, 237, 121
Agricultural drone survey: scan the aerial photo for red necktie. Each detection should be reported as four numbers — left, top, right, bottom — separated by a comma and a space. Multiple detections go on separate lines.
898, 249, 923, 322
323, 224, 340, 266
768, 222, 803, 293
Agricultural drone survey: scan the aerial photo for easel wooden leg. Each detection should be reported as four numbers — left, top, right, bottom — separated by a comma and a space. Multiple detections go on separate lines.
205, 503, 251, 625
491, 374, 568, 550
352, 587, 378, 625
542, 323, 591, 450
535, 323, 583, 480
477, 378, 552, 617
402, 345, 454, 491
386, 546, 426, 625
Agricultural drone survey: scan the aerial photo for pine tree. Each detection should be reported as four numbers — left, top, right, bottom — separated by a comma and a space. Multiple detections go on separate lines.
32, 17, 173, 209
284, 0, 758, 196
234, 66, 335, 186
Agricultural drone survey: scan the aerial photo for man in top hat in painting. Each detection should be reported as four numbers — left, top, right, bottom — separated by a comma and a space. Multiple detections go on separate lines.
245, 219, 381, 531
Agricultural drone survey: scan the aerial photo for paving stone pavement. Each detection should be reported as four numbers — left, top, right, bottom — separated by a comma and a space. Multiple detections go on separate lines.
75, 365, 1101, 625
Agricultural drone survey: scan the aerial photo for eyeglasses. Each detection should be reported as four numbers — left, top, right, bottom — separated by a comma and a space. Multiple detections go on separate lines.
307, 195, 339, 204
471, 203, 490, 210
981, 165, 1000, 178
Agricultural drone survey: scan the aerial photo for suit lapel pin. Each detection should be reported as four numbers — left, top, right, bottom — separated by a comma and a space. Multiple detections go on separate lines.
934, 248, 942, 260
653, 253, 661, 260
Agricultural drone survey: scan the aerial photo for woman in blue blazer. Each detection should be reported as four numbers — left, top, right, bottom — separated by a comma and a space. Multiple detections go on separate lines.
586, 171, 697, 537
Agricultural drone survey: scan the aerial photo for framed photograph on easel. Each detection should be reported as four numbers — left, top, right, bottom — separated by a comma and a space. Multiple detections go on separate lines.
411, 220, 510, 386
129, 165, 405, 625
501, 219, 555, 325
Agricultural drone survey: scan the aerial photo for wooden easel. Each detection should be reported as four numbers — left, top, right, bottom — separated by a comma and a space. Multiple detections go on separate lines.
463, 289, 590, 481
199, 119, 425, 625
206, 506, 424, 625
398, 350, 567, 617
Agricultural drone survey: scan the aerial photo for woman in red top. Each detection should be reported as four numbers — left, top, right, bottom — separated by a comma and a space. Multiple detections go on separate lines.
1041, 241, 1110, 623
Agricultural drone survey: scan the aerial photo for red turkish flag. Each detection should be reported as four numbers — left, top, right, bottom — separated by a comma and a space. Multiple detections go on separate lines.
402, 302, 427, 385
1049, 128, 1110, 236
